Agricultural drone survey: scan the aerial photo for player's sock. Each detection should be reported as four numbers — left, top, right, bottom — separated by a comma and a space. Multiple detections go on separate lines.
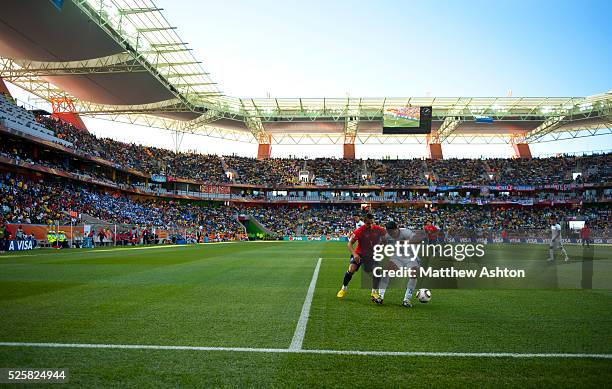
342, 271, 353, 289
548, 248, 554, 261
372, 274, 381, 292
561, 247, 569, 260
378, 276, 390, 299
404, 278, 417, 301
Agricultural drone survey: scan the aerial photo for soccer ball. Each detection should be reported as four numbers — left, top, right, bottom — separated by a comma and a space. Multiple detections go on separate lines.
416, 288, 431, 303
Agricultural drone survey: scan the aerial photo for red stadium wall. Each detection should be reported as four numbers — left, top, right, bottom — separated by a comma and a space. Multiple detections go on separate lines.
52, 112, 89, 132
428, 143, 443, 160
343, 144, 355, 159
257, 143, 271, 160
6, 223, 84, 241
0, 77, 12, 97
513, 143, 532, 159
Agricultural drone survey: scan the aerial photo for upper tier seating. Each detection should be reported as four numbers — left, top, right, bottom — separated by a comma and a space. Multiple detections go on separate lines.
0, 95, 72, 147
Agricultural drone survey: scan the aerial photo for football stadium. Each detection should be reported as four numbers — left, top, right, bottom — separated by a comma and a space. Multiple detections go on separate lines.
0, 0, 611, 387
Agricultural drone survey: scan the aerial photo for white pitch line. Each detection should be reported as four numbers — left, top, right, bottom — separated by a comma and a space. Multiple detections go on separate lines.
0, 342, 610, 359
289, 257, 322, 351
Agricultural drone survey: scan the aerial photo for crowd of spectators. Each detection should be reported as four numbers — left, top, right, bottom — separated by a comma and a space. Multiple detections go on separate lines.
22, 114, 612, 188
486, 156, 575, 186
1, 169, 609, 243
575, 153, 612, 183
247, 206, 355, 236
307, 158, 366, 186
225, 156, 302, 186
241, 204, 611, 238
36, 116, 228, 183
0, 173, 244, 237
368, 159, 429, 186
429, 158, 488, 185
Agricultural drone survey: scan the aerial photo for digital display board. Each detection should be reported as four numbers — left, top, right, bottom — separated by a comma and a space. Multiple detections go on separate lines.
383, 106, 421, 128
383, 106, 432, 134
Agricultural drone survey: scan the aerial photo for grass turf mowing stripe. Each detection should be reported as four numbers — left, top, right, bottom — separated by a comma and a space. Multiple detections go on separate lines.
0, 342, 610, 359
290, 257, 322, 350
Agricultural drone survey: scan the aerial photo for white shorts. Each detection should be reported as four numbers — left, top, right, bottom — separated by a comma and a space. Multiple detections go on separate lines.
390, 256, 421, 271
550, 239, 563, 249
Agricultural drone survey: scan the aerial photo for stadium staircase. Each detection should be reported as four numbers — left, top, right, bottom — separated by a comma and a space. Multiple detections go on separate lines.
70, 212, 110, 226
421, 159, 434, 182
481, 160, 494, 182
367, 159, 383, 183
574, 159, 593, 181
219, 156, 238, 182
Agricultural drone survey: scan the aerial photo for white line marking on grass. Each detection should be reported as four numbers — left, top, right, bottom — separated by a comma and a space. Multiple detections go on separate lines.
92, 245, 194, 252
0, 342, 610, 359
289, 257, 322, 351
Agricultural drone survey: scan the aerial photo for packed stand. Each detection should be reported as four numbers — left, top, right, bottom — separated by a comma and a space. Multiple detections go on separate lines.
35, 116, 229, 183
575, 153, 612, 183
224, 156, 302, 186
0, 111, 602, 188
245, 204, 611, 238
0, 173, 244, 237
486, 156, 576, 185
429, 158, 488, 185
369, 159, 429, 186
308, 158, 366, 186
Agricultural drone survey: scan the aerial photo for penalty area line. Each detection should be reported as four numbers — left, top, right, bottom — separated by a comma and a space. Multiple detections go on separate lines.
289, 257, 322, 351
0, 342, 610, 359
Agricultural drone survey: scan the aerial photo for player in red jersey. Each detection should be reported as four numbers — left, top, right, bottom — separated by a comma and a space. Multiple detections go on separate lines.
424, 220, 439, 243
581, 222, 591, 246
337, 213, 386, 300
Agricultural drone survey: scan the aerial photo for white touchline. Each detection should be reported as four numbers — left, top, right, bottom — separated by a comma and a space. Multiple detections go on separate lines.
0, 342, 610, 359
289, 257, 322, 351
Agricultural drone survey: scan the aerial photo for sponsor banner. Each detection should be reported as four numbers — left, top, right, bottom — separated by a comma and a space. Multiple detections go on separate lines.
200, 184, 231, 195
6, 239, 37, 251
6, 224, 84, 241
514, 185, 535, 191
151, 174, 167, 183
475, 115, 494, 123
283, 236, 349, 242
443, 237, 612, 244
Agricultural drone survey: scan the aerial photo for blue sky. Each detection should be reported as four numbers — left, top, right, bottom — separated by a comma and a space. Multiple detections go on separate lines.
10, 0, 612, 157
159, 0, 612, 98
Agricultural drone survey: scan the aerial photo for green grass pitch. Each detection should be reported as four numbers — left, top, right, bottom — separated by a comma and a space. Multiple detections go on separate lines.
1, 242, 611, 387
383, 117, 420, 128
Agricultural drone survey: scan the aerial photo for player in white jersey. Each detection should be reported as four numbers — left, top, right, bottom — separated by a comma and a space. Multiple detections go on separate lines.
548, 216, 569, 262
353, 213, 365, 230
373, 221, 424, 307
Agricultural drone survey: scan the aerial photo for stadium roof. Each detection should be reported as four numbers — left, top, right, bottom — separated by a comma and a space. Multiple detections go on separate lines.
0, 0, 610, 145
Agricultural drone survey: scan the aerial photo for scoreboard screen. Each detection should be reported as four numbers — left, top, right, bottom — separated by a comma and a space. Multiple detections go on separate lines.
383, 106, 432, 134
